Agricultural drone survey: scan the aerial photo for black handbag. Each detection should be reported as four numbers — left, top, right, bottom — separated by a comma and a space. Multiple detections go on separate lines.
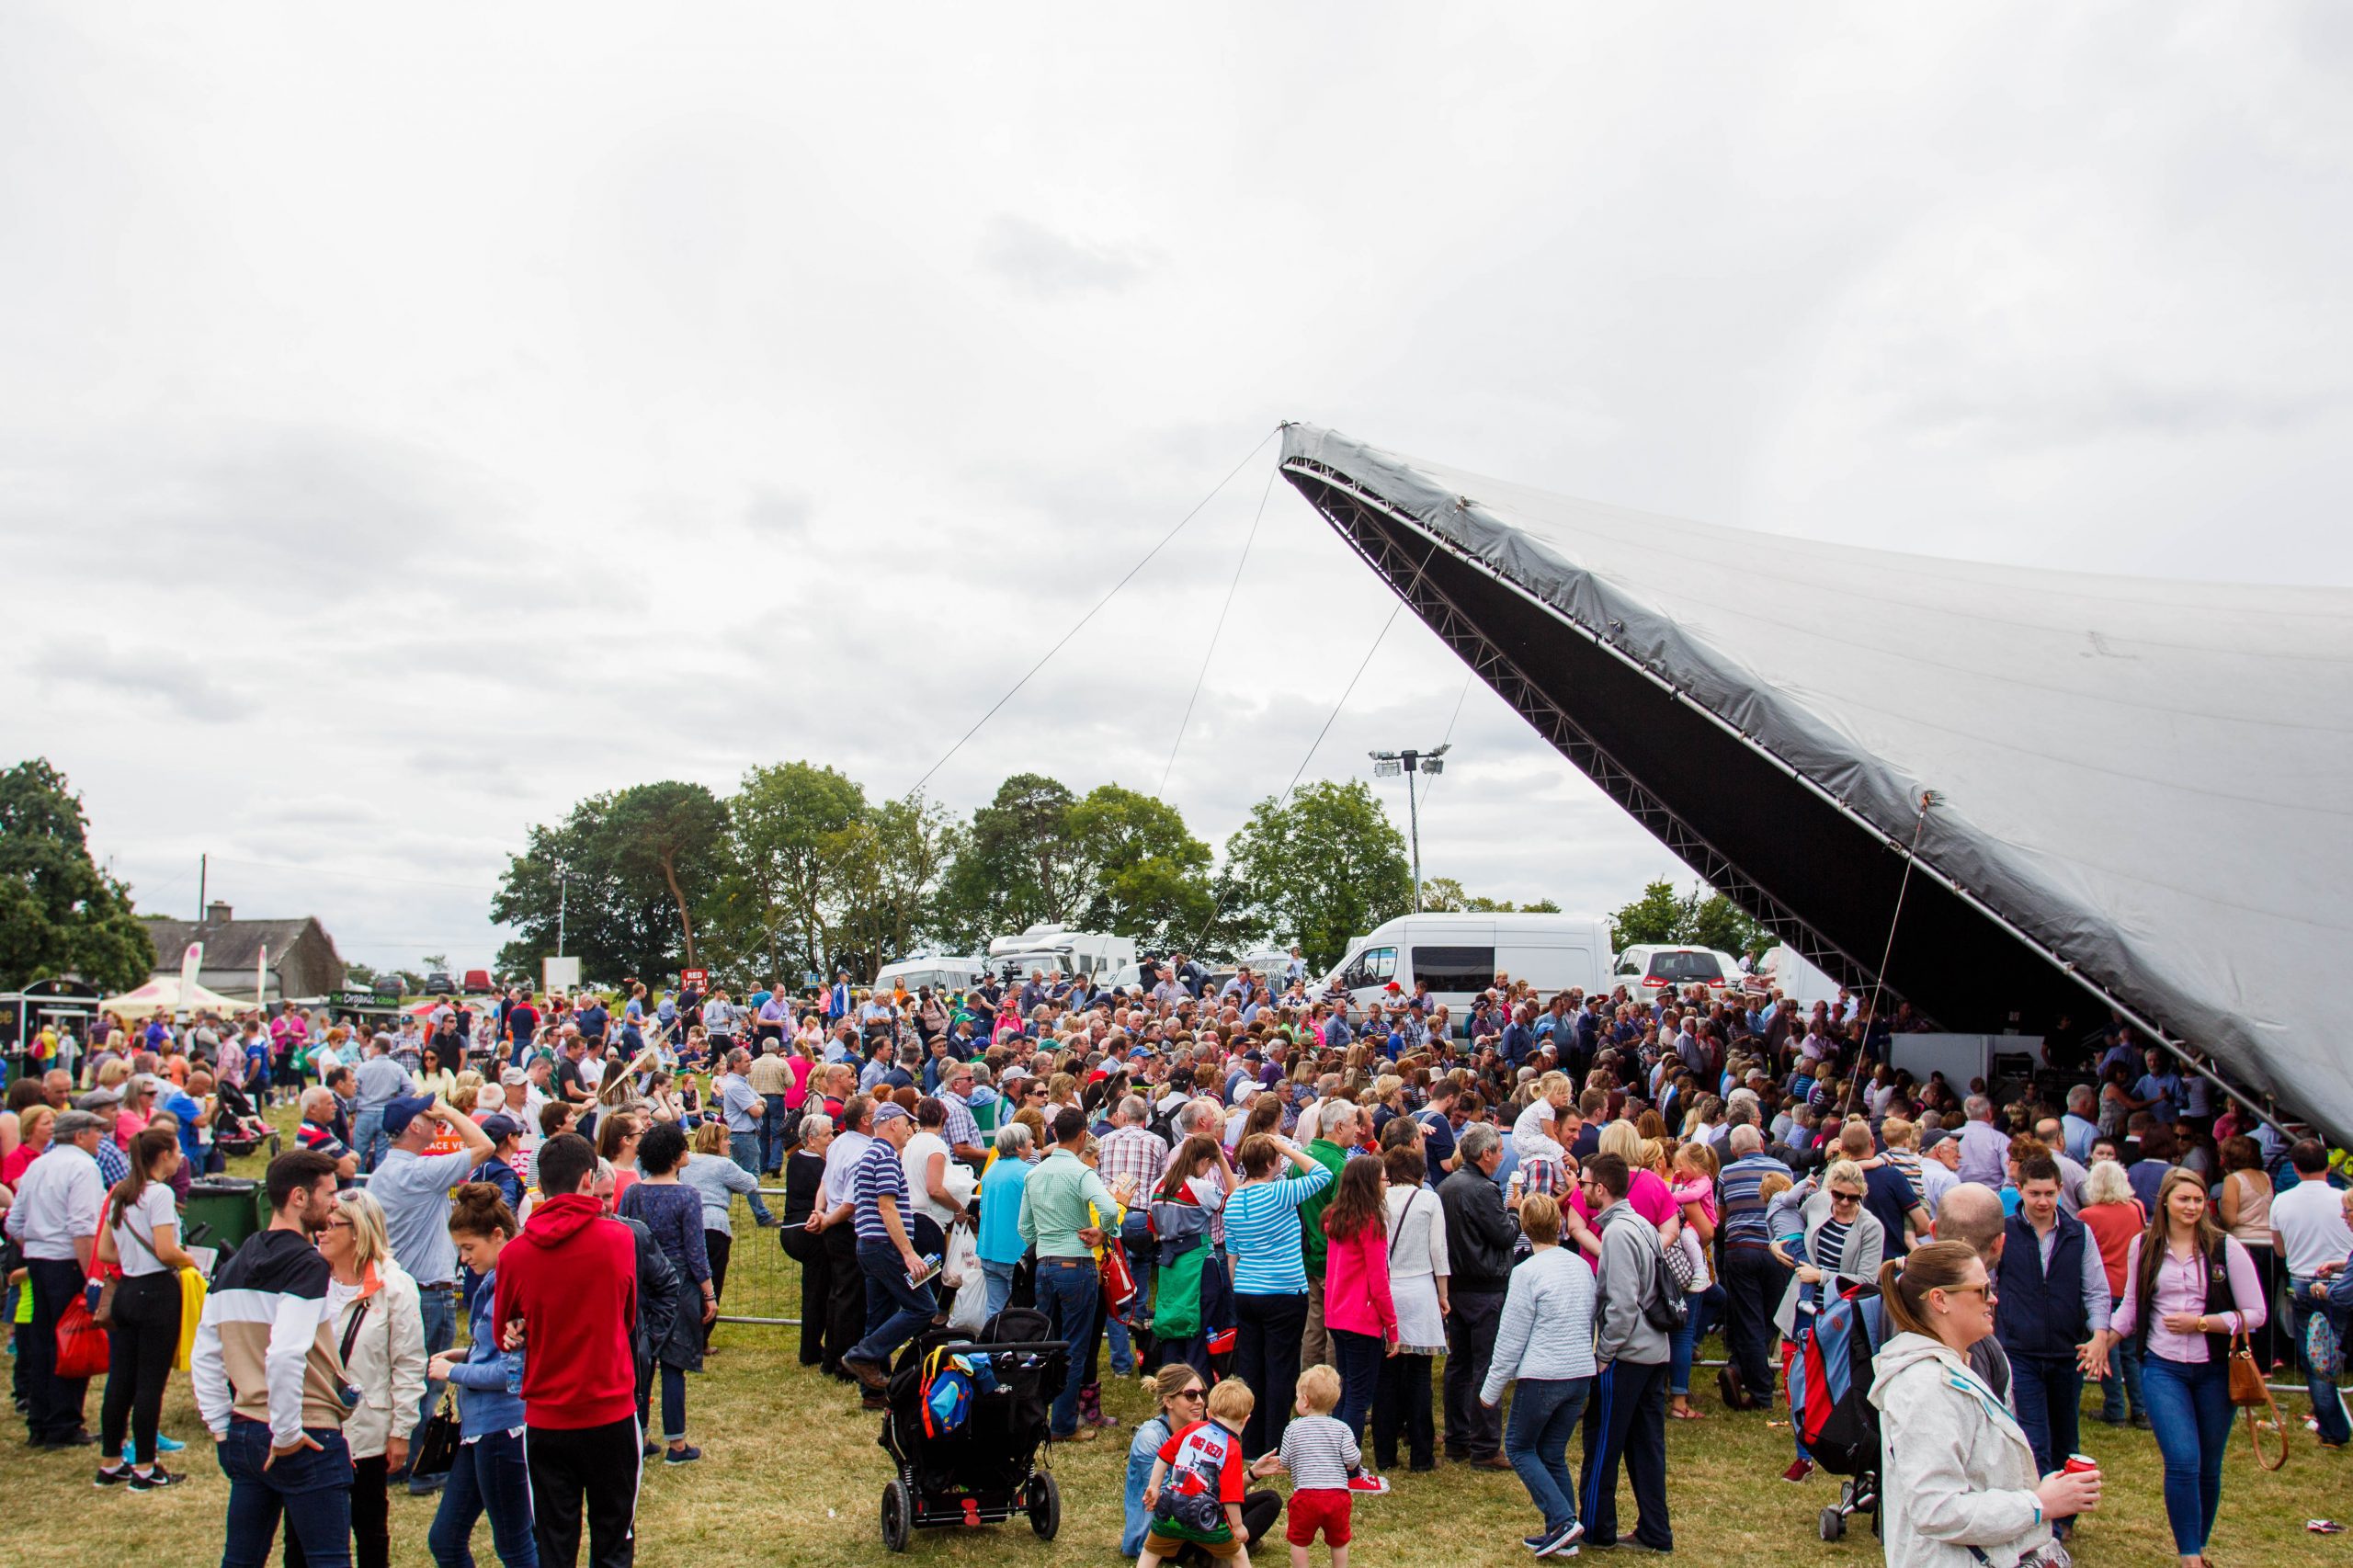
411, 1391, 462, 1481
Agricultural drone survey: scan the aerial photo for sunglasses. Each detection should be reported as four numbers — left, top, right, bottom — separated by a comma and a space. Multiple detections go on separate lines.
1938, 1282, 1996, 1301
1830, 1190, 1863, 1204
1176, 1386, 1206, 1401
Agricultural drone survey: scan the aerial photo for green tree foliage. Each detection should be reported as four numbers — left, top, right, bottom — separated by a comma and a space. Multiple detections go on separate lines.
827, 796, 961, 983
0, 759, 153, 993
493, 785, 729, 984
1610, 878, 1771, 956
1066, 783, 1214, 946
1221, 780, 1412, 973
936, 774, 1084, 945
714, 761, 869, 983
1419, 878, 1563, 915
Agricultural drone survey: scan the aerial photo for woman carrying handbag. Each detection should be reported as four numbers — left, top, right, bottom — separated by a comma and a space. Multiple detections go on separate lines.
93, 1125, 199, 1490
322, 1190, 427, 1568
2095, 1165, 2269, 1568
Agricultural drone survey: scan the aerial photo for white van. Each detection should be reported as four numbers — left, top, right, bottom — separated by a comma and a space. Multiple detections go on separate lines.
1755, 945, 1847, 1007
872, 954, 988, 995
1611, 943, 1745, 1004
1317, 913, 1613, 1024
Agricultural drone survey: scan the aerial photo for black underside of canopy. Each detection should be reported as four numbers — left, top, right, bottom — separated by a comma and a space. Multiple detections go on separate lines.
1286, 459, 2121, 1055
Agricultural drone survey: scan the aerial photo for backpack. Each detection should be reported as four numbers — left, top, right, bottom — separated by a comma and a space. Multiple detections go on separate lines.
1790, 1284, 1885, 1475
1155, 1420, 1236, 1535
1607, 1208, 1688, 1335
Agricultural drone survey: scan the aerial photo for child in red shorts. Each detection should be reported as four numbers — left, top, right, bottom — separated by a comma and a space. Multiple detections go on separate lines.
1255, 1364, 1357, 1568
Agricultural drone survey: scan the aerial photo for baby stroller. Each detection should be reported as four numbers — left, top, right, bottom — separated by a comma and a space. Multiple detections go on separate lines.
875, 1306, 1071, 1552
210, 1078, 278, 1161
1788, 1281, 1885, 1543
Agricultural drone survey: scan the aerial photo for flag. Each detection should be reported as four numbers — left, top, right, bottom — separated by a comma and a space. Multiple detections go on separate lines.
256, 942, 268, 1007
179, 941, 203, 1015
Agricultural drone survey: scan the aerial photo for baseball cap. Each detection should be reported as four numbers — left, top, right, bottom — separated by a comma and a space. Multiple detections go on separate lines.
380, 1093, 438, 1138
480, 1113, 524, 1143
499, 1066, 529, 1086
53, 1109, 108, 1139
872, 1102, 912, 1126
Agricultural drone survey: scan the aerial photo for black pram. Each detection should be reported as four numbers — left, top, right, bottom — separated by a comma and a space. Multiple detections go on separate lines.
874, 1307, 1071, 1552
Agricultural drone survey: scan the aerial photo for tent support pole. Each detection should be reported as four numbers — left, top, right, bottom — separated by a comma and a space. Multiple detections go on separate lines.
1286, 457, 2302, 1143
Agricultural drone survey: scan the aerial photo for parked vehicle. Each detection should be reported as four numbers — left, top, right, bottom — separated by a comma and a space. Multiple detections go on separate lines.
1755, 945, 1847, 1007
983, 924, 1137, 981
872, 953, 989, 995
1612, 943, 1745, 1004
461, 968, 494, 994
1316, 913, 1613, 1029
423, 970, 455, 996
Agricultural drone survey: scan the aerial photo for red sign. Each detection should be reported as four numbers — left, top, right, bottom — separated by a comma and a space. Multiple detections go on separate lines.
680, 969, 709, 992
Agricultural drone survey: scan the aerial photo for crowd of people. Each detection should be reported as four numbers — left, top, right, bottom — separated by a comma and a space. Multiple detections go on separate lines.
5, 958, 2350, 1567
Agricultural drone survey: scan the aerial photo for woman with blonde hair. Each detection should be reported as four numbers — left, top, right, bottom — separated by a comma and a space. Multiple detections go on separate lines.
2079, 1158, 2148, 1426
1870, 1241, 2097, 1567
321, 1188, 426, 1568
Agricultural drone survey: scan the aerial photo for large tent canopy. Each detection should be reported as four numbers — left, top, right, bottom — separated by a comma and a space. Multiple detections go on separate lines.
1280, 425, 2353, 1142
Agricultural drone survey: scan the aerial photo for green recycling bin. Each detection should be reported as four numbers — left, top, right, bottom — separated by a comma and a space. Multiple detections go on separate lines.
183, 1176, 261, 1261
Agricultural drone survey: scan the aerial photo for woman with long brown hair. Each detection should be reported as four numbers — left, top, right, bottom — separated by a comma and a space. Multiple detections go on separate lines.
1321, 1153, 1397, 1477
1870, 1241, 2097, 1566
92, 1124, 196, 1489
2096, 1165, 2268, 1567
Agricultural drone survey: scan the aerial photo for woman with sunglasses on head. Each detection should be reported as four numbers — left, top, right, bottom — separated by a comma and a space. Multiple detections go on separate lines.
2093, 1165, 2267, 1568
1770, 1159, 1885, 1481
1870, 1240, 2098, 1568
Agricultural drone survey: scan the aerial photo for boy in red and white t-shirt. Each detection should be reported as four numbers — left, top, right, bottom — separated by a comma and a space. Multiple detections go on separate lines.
1140, 1379, 1259, 1566
1259, 1364, 1358, 1568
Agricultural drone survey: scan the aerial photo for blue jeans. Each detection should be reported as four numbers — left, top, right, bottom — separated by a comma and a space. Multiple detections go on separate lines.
218, 1417, 354, 1568
427, 1426, 539, 1567
849, 1240, 935, 1368
2100, 1335, 2144, 1422
2290, 1279, 2352, 1446
637, 1360, 688, 1443
352, 1109, 387, 1175
2140, 1350, 2234, 1556
407, 1283, 457, 1474
728, 1132, 775, 1223
1506, 1375, 1592, 1534
980, 1259, 1017, 1324
1034, 1256, 1101, 1437
1332, 1327, 1383, 1445
759, 1095, 788, 1173
1667, 1282, 1724, 1397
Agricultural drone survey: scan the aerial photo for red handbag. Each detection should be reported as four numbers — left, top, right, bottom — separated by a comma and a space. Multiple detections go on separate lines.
55, 1294, 110, 1380
1099, 1240, 1137, 1315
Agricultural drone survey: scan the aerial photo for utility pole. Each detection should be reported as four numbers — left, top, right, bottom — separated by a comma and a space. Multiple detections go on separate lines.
1368, 744, 1449, 912
198, 852, 207, 920
556, 863, 568, 959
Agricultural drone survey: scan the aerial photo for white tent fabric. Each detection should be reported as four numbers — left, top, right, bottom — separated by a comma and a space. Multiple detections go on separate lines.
100, 975, 246, 1020
1282, 424, 2353, 1139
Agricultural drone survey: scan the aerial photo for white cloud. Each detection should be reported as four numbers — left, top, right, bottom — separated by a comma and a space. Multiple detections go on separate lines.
2, 0, 2343, 969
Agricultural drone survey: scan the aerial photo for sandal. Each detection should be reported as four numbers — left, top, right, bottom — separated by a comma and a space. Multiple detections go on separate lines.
1667, 1405, 1707, 1421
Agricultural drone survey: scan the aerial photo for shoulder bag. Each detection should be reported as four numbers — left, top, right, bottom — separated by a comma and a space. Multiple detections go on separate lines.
2228, 1328, 2286, 1471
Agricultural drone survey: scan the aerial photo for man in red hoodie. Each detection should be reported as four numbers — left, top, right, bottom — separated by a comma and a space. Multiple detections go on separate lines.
494, 1131, 641, 1568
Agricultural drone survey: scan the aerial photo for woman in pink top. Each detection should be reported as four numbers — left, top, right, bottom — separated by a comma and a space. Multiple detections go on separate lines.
2096, 1166, 2267, 1567
1320, 1156, 1399, 1483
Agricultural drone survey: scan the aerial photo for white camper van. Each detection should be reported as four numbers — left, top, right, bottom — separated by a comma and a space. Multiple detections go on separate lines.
984, 923, 1139, 981
872, 953, 989, 995
1316, 913, 1613, 1025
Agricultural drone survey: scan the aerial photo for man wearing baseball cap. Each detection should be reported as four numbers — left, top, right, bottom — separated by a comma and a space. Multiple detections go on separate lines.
369, 1092, 493, 1493
6, 1108, 110, 1446
840, 1103, 932, 1401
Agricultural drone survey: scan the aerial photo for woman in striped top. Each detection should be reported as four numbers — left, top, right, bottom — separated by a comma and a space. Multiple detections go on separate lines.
1222, 1131, 1333, 1457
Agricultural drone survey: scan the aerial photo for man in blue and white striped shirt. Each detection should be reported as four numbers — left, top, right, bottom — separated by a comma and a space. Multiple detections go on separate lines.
841, 1104, 932, 1399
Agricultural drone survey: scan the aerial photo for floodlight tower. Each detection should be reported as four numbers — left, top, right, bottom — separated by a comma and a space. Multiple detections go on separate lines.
1368, 744, 1449, 912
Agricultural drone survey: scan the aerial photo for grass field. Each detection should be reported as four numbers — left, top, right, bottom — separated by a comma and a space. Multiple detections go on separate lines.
10, 1116, 2346, 1568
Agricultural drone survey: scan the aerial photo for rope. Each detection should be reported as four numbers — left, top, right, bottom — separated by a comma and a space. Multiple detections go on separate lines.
1188, 538, 1443, 952
903, 425, 1283, 801
1839, 790, 1935, 1123
1159, 455, 1281, 796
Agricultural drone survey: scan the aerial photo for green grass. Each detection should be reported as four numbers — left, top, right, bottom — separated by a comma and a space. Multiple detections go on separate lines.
11, 1114, 2346, 1568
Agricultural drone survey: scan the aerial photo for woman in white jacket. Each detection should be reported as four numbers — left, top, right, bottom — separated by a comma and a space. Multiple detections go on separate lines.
1869, 1242, 2100, 1568
322, 1189, 427, 1568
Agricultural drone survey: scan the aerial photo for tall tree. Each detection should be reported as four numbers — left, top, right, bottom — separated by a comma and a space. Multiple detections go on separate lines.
832, 796, 961, 981
1065, 783, 1214, 946
1221, 779, 1413, 973
492, 787, 724, 984
1609, 877, 1770, 955
0, 759, 152, 993
604, 782, 729, 967
1610, 879, 1684, 948
719, 761, 869, 983
936, 773, 1082, 948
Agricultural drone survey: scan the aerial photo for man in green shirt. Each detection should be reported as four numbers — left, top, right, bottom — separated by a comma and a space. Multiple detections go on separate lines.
1296, 1100, 1358, 1371
1018, 1107, 1121, 1438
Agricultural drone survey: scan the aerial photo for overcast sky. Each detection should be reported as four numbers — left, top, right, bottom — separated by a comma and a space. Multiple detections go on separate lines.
6, 4, 2348, 976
